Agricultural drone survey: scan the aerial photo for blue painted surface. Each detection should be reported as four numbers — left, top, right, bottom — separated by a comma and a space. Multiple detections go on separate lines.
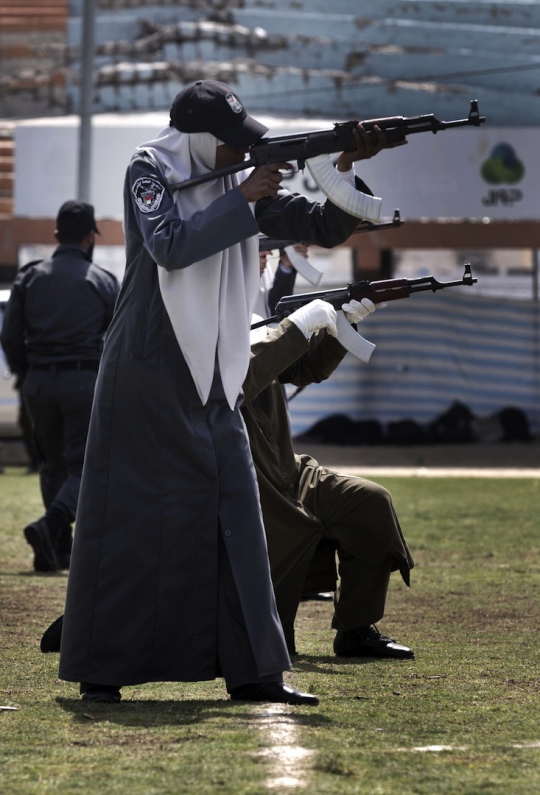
64, 1, 540, 125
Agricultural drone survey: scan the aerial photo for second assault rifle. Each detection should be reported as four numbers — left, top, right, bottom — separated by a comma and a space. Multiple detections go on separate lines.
171, 100, 485, 193
251, 263, 477, 330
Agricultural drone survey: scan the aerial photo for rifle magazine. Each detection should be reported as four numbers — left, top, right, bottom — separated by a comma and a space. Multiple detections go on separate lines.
283, 245, 323, 285
336, 312, 376, 363
306, 155, 382, 221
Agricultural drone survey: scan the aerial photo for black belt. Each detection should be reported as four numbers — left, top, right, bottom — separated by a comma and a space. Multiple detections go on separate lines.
29, 360, 99, 372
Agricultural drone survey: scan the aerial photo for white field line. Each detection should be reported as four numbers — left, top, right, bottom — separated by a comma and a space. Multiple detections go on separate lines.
408, 745, 467, 752
397, 742, 540, 752
250, 704, 315, 790
328, 467, 540, 478
512, 741, 540, 749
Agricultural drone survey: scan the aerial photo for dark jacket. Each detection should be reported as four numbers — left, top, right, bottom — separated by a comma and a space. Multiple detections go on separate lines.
0, 246, 119, 377
268, 261, 298, 315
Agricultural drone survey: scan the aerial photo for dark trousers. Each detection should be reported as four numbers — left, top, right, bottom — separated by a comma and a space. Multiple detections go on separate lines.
217, 533, 283, 691
17, 392, 40, 469
22, 368, 97, 523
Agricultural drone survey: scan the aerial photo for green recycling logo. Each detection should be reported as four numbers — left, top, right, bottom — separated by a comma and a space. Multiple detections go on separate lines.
481, 142, 524, 185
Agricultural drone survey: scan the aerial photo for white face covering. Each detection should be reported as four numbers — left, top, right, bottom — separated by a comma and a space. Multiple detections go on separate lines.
135, 127, 259, 410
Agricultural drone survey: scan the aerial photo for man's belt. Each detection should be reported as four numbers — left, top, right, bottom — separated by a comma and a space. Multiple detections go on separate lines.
29, 360, 99, 372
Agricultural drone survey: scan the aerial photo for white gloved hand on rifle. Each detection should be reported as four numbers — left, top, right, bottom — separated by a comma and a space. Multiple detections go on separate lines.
340, 297, 376, 324
288, 299, 338, 339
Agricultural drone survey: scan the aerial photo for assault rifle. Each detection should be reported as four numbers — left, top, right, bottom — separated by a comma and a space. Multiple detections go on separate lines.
251, 264, 477, 329
171, 101, 485, 193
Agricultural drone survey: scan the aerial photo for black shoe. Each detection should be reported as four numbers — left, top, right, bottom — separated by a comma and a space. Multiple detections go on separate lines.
80, 683, 122, 703
24, 518, 59, 572
40, 614, 64, 653
334, 625, 414, 660
229, 682, 319, 706
300, 591, 334, 602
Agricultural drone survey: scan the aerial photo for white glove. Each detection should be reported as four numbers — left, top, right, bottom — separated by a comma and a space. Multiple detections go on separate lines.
341, 297, 376, 324
288, 299, 338, 338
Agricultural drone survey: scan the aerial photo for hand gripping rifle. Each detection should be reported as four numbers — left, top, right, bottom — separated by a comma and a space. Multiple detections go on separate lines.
251, 264, 477, 363
170, 101, 485, 194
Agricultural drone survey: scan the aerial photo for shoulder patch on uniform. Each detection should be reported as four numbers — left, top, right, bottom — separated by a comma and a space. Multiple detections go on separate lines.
132, 176, 165, 214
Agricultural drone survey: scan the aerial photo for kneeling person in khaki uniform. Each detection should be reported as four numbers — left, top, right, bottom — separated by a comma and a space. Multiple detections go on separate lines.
243, 297, 415, 659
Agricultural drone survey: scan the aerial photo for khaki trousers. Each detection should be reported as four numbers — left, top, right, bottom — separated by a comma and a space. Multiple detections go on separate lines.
298, 464, 413, 632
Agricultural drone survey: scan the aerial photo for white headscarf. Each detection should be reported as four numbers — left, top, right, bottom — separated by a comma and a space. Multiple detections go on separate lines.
135, 126, 259, 409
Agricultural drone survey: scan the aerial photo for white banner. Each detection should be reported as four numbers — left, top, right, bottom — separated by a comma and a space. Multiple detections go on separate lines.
13, 114, 540, 222
281, 126, 540, 222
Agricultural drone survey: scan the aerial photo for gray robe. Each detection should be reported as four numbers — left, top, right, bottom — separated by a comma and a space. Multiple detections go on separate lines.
59, 150, 364, 686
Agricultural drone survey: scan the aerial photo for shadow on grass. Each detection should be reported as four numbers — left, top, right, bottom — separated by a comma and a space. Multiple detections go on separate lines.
0, 570, 68, 578
56, 697, 332, 727
293, 655, 382, 672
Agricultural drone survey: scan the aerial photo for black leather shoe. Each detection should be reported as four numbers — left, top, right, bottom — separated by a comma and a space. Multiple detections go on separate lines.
230, 682, 319, 706
80, 683, 122, 703
300, 591, 334, 602
40, 614, 64, 653
334, 625, 414, 660
24, 518, 59, 572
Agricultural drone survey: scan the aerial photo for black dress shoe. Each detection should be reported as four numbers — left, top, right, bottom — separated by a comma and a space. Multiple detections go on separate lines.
229, 682, 319, 706
40, 614, 64, 653
24, 518, 59, 572
80, 683, 122, 703
334, 625, 414, 660
300, 591, 334, 602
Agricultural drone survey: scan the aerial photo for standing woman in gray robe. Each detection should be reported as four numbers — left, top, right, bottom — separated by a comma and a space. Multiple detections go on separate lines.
58, 80, 389, 704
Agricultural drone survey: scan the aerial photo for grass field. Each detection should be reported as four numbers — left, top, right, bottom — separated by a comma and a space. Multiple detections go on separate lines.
1, 468, 539, 794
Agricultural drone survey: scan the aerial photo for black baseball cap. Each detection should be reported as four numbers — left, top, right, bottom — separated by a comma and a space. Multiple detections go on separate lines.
56, 200, 100, 238
169, 80, 268, 148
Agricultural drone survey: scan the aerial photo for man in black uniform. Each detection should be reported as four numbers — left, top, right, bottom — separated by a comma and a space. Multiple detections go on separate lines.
0, 201, 119, 572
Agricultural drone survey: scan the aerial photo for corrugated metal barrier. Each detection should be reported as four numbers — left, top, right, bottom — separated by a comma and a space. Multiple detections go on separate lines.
287, 291, 540, 437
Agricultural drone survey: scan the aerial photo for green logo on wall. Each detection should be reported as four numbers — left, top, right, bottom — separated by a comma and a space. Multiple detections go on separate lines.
481, 143, 524, 185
